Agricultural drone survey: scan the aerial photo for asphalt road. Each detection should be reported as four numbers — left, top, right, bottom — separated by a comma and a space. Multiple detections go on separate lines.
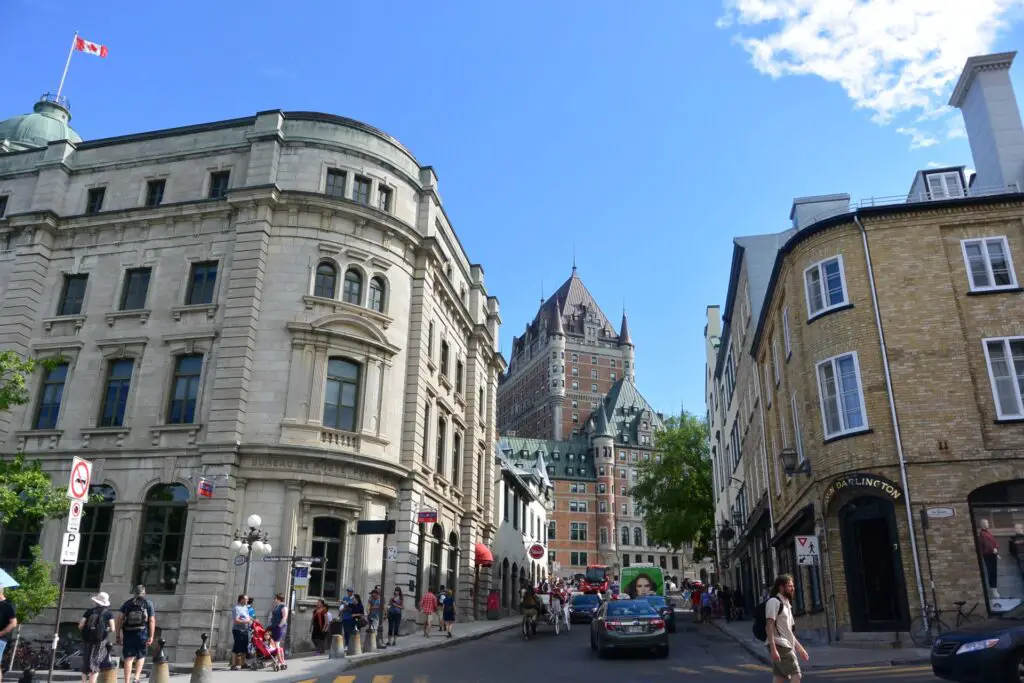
304, 619, 940, 683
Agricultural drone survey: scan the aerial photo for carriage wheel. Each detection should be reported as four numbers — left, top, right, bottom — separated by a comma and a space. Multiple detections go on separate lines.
554, 611, 561, 635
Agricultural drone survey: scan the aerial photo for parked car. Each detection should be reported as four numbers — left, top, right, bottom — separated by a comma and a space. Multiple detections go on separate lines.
643, 594, 677, 633
930, 602, 1024, 683
590, 599, 669, 658
570, 592, 602, 623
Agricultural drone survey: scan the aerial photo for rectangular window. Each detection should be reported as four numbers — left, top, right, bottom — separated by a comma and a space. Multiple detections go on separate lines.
569, 500, 578, 512
791, 393, 805, 464
591, 383, 598, 392
186, 261, 218, 305
325, 358, 360, 431
99, 359, 134, 427
572, 381, 579, 390
451, 433, 461, 487
326, 168, 346, 197
671, 556, 679, 570
591, 356, 597, 364
456, 360, 464, 394
571, 353, 578, 362
86, 187, 105, 214
167, 355, 203, 424
0, 196, 7, 218
578, 484, 586, 493
208, 170, 230, 199
983, 337, 1024, 419
34, 363, 69, 430
440, 340, 450, 377
816, 352, 868, 438
570, 551, 588, 566
571, 413, 579, 423
577, 501, 588, 513
378, 185, 392, 211
548, 550, 556, 565
783, 306, 792, 357
962, 237, 1017, 292
58, 274, 88, 316
353, 176, 371, 205
621, 503, 628, 514
144, 179, 166, 207
591, 369, 598, 379
547, 520, 556, 539
599, 501, 607, 513
804, 256, 848, 318
570, 522, 587, 541
572, 367, 578, 377
435, 417, 446, 473
764, 362, 772, 408
120, 268, 152, 310
926, 171, 964, 199
600, 528, 608, 545
772, 339, 780, 385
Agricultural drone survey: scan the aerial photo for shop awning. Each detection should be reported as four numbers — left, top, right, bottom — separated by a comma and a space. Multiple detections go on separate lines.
475, 543, 494, 567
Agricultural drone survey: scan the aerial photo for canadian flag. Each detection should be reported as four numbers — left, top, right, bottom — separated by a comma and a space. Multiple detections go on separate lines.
74, 37, 108, 58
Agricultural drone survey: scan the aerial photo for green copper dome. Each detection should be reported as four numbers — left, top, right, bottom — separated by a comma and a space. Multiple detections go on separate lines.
0, 95, 82, 151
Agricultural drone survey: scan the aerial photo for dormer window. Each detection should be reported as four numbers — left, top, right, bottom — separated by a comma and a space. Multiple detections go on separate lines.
925, 171, 964, 200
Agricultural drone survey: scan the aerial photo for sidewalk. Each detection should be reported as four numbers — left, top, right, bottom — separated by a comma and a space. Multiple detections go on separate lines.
708, 616, 932, 669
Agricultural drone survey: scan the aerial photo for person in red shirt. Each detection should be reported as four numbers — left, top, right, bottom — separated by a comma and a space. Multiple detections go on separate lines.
419, 589, 438, 637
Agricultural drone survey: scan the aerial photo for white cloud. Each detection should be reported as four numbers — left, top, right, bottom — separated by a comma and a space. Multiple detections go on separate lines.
718, 0, 1024, 127
946, 116, 968, 140
896, 127, 939, 149
925, 161, 945, 168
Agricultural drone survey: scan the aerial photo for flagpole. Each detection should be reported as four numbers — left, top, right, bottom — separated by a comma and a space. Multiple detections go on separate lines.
55, 32, 78, 101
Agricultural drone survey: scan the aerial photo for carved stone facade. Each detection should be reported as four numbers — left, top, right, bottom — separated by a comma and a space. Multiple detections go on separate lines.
0, 103, 504, 662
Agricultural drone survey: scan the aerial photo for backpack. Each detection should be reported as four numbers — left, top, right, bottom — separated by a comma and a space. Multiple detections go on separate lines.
82, 608, 106, 644
753, 597, 784, 642
123, 598, 148, 631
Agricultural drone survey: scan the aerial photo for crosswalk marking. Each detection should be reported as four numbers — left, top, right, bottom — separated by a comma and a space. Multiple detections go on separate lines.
824, 665, 932, 678
739, 663, 772, 671
671, 666, 700, 674
370, 677, 394, 683
295, 679, 316, 683
705, 665, 752, 675
333, 676, 357, 683
412, 677, 430, 683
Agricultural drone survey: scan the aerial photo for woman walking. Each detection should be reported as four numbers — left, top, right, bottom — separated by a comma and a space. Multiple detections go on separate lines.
387, 588, 404, 646
310, 599, 330, 655
442, 589, 455, 638
230, 594, 251, 670
268, 594, 288, 670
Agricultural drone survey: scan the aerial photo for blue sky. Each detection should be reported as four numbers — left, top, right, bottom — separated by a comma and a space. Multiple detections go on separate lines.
4, 0, 1024, 416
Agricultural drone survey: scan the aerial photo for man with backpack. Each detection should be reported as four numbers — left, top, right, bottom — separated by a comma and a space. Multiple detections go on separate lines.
116, 585, 156, 683
79, 592, 116, 683
752, 574, 809, 682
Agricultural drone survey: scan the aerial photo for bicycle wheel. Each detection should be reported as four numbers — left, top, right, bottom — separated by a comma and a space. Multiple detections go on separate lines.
554, 611, 560, 635
909, 616, 933, 647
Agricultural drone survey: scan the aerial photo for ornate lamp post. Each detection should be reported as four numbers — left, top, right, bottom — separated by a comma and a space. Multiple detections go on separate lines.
230, 513, 272, 593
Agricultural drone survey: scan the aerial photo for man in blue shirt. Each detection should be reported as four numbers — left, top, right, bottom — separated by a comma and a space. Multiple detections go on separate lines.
116, 585, 156, 683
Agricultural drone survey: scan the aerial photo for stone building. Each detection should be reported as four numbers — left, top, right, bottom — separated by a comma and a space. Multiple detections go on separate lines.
713, 52, 1024, 643
0, 97, 504, 661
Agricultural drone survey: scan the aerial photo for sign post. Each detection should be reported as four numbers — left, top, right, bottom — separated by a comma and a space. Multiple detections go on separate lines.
356, 515, 397, 648
49, 456, 92, 683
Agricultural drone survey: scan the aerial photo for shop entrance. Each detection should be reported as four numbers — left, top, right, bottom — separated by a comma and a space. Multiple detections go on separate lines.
839, 496, 910, 631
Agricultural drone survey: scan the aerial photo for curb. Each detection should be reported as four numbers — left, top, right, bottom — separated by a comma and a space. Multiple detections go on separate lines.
708, 620, 930, 670
341, 622, 520, 671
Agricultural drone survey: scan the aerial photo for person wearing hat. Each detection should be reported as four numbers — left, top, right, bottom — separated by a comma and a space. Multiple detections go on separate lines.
78, 592, 115, 683
116, 585, 156, 683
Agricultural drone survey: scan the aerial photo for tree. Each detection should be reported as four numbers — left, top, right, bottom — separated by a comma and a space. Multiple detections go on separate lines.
0, 455, 70, 526
630, 412, 715, 560
8, 546, 59, 623
0, 350, 41, 412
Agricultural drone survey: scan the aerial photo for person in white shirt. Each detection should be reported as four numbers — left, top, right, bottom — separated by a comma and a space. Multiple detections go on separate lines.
765, 574, 809, 682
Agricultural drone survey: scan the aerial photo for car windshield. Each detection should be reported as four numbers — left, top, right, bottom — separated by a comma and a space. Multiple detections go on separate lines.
572, 595, 599, 606
585, 567, 607, 582
607, 601, 657, 617
645, 595, 667, 607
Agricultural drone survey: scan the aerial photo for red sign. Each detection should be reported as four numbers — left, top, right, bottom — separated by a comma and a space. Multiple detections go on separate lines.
197, 478, 215, 498
68, 458, 91, 501
528, 543, 545, 560
417, 510, 438, 524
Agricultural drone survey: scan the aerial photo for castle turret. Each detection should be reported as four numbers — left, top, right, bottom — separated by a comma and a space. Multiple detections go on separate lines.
619, 311, 635, 382
548, 299, 567, 438
592, 403, 617, 567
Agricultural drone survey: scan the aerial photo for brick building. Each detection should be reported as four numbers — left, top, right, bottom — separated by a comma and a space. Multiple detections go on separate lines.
709, 52, 1024, 643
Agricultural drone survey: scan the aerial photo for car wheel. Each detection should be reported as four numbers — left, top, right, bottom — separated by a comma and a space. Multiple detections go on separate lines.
1011, 649, 1024, 683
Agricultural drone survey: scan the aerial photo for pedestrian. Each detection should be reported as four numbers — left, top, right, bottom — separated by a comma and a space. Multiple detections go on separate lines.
78, 592, 115, 683
0, 585, 17, 668
230, 594, 251, 670
387, 588, 403, 646
442, 589, 456, 638
339, 588, 357, 649
700, 589, 712, 624
436, 585, 446, 631
310, 599, 330, 655
116, 585, 155, 683
765, 574, 809, 683
268, 594, 288, 670
349, 594, 366, 639
367, 589, 382, 647
419, 588, 437, 637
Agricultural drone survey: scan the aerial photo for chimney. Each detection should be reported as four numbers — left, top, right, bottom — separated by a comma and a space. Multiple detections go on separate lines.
789, 194, 851, 230
950, 52, 1024, 192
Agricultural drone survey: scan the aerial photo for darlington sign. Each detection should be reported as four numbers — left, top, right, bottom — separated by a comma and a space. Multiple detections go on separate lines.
823, 473, 903, 512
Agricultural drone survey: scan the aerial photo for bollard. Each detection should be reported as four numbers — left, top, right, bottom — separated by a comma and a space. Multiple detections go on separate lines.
347, 628, 362, 657
189, 634, 212, 683
149, 639, 170, 683
363, 626, 376, 653
98, 643, 117, 683
328, 634, 346, 659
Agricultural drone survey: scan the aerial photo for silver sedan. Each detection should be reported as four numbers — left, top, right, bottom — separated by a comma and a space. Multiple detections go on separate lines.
589, 599, 670, 658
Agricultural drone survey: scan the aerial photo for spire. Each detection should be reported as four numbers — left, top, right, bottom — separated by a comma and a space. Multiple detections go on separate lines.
572, 246, 577, 276
593, 402, 613, 438
550, 297, 565, 337
619, 310, 633, 347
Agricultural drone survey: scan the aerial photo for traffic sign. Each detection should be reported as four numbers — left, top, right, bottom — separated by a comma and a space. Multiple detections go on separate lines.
60, 532, 80, 565
67, 500, 84, 533
795, 535, 819, 566
263, 555, 324, 564
386, 546, 397, 561
66, 457, 93, 502
528, 543, 545, 560
293, 565, 310, 588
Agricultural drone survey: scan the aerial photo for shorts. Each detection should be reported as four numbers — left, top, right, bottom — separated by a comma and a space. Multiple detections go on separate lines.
771, 645, 801, 678
269, 625, 286, 643
122, 630, 148, 659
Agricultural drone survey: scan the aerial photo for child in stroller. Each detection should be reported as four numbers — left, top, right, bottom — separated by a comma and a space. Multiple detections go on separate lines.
249, 620, 281, 671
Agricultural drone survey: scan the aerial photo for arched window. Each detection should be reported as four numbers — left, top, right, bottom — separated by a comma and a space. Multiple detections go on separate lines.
368, 277, 386, 313
621, 527, 630, 546
342, 268, 362, 305
135, 483, 190, 593
435, 416, 447, 474
634, 527, 643, 547
314, 262, 338, 299
429, 524, 443, 592
446, 532, 458, 592
510, 563, 519, 607
309, 517, 345, 600
67, 484, 116, 591
324, 358, 360, 432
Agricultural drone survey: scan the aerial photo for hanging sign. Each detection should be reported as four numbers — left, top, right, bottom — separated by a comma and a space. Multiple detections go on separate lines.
417, 510, 438, 524
528, 543, 546, 560
197, 478, 215, 498
67, 500, 84, 533
66, 456, 93, 502
293, 565, 310, 589
795, 535, 819, 566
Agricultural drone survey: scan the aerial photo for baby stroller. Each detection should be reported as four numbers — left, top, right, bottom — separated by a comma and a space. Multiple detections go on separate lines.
249, 620, 281, 671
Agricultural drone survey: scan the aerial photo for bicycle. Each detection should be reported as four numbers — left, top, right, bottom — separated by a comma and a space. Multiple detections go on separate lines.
909, 600, 979, 647
11, 640, 50, 671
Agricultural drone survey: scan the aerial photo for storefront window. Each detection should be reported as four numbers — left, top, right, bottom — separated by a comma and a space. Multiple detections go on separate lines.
968, 480, 1024, 614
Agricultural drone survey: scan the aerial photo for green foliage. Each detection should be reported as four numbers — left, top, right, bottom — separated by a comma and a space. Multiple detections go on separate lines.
630, 412, 715, 560
0, 455, 69, 526
7, 546, 59, 623
0, 350, 40, 413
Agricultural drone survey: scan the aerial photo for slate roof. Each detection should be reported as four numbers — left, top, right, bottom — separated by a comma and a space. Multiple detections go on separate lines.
602, 378, 663, 446
499, 436, 595, 481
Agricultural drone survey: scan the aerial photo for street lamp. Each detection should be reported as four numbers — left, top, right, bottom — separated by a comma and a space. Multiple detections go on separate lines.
779, 447, 811, 476
232, 513, 272, 593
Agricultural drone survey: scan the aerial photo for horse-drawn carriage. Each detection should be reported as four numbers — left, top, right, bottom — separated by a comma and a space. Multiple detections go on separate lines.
522, 588, 570, 638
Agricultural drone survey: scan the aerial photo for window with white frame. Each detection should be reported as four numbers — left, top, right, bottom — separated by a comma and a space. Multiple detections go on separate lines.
770, 430, 781, 494
983, 337, 1024, 419
815, 352, 868, 439
764, 362, 772, 408
772, 339, 780, 385
804, 256, 848, 318
791, 393, 805, 463
783, 306, 792, 357
925, 171, 964, 199
961, 237, 1017, 292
